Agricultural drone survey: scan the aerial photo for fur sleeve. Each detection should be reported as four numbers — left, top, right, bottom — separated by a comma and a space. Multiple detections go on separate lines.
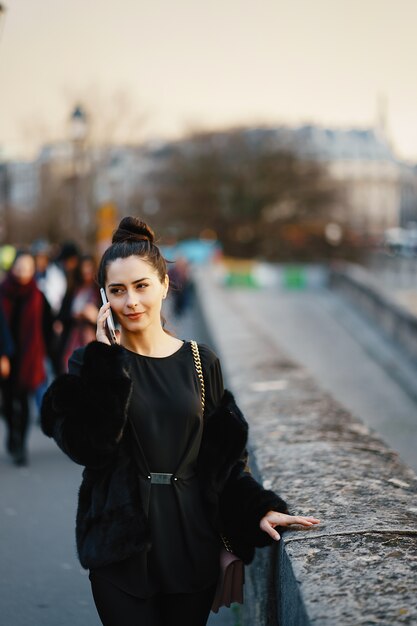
200, 388, 289, 549
219, 456, 289, 549
215, 396, 289, 549
41, 341, 132, 467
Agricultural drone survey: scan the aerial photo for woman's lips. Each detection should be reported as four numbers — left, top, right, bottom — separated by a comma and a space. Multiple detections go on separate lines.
126, 312, 145, 320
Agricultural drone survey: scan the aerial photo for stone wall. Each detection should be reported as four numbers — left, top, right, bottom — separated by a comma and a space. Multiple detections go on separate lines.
195, 266, 417, 626
330, 263, 417, 365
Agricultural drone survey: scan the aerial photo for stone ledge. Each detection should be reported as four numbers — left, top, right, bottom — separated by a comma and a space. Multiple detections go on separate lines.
330, 263, 417, 365
195, 265, 417, 626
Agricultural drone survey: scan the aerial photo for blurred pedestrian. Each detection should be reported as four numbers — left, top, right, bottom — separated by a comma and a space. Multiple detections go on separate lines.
53, 242, 81, 374
60, 255, 100, 373
0, 301, 14, 399
0, 251, 54, 465
31, 240, 67, 409
168, 256, 194, 317
32, 239, 67, 316
41, 216, 320, 626
56, 241, 80, 289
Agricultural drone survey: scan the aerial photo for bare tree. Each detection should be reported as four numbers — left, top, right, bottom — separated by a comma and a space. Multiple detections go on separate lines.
152, 127, 342, 260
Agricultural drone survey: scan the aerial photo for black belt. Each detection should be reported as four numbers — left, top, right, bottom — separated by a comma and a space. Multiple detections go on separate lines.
148, 472, 177, 484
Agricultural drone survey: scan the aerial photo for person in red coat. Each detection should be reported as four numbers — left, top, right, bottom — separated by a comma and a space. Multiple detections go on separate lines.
0, 251, 53, 465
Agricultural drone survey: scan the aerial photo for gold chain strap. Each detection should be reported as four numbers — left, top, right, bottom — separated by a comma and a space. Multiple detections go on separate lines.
190, 340, 205, 415
221, 534, 233, 553
191, 340, 236, 556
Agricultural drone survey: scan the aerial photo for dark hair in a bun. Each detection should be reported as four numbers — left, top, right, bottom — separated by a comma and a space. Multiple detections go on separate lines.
97, 216, 167, 288
112, 217, 155, 245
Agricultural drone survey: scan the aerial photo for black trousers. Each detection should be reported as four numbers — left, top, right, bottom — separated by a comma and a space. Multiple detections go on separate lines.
90, 574, 217, 626
2, 380, 30, 456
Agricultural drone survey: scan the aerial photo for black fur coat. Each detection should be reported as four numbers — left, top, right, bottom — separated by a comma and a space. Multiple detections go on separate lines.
41, 341, 288, 570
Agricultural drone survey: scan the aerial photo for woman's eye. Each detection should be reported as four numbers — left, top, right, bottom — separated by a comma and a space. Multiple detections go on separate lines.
137, 284, 148, 289
110, 288, 123, 295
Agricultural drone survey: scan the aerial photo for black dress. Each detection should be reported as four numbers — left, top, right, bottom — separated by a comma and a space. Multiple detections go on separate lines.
79, 340, 224, 598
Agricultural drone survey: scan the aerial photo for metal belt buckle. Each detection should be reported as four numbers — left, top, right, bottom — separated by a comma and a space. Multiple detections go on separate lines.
150, 472, 173, 484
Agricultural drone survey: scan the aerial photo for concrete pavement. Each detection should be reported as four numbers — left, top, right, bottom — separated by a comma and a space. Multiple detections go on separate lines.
0, 426, 100, 626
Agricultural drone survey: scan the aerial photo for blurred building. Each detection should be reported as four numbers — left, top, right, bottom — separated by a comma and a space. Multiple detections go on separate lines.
1, 121, 417, 244
93, 144, 163, 216
0, 158, 40, 220
36, 141, 86, 239
241, 124, 417, 238
273, 125, 417, 237
5, 159, 40, 213
38, 142, 74, 179
0, 157, 40, 242
400, 163, 417, 227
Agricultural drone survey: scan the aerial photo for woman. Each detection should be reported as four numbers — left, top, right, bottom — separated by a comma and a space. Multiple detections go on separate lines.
60, 254, 100, 372
41, 217, 319, 626
1, 251, 53, 465
52, 241, 80, 375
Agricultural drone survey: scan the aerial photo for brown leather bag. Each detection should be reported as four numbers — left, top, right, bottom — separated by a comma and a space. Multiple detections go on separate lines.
211, 535, 245, 613
190, 341, 245, 612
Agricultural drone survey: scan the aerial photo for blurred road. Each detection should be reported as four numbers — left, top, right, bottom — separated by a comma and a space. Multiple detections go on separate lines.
226, 286, 417, 472
0, 428, 97, 626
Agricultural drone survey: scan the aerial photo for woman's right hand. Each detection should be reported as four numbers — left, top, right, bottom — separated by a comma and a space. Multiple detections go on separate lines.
259, 511, 320, 541
96, 302, 120, 345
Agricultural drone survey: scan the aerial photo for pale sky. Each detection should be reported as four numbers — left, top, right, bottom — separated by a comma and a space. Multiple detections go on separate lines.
1, 0, 417, 161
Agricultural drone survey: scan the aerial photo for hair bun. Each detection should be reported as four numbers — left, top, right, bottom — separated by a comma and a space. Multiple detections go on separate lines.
112, 217, 155, 245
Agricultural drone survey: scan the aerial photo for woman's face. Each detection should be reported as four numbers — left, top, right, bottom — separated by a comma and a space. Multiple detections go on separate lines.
12, 255, 35, 285
105, 256, 168, 333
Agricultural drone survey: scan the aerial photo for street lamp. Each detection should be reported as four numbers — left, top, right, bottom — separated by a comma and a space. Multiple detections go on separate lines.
70, 105, 88, 143
69, 105, 89, 245
0, 4, 7, 48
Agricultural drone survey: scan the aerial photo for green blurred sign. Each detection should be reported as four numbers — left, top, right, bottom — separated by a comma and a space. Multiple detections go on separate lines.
224, 271, 258, 288
283, 266, 306, 289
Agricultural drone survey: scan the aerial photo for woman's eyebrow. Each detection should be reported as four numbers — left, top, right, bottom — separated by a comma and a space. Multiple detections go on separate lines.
133, 278, 150, 283
108, 278, 150, 287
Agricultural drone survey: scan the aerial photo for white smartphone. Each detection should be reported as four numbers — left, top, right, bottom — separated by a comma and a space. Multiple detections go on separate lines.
100, 288, 118, 344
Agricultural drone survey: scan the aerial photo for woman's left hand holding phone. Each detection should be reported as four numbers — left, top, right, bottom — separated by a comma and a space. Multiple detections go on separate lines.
96, 301, 120, 345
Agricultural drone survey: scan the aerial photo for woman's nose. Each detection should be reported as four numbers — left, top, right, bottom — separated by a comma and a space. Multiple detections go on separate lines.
126, 292, 140, 308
